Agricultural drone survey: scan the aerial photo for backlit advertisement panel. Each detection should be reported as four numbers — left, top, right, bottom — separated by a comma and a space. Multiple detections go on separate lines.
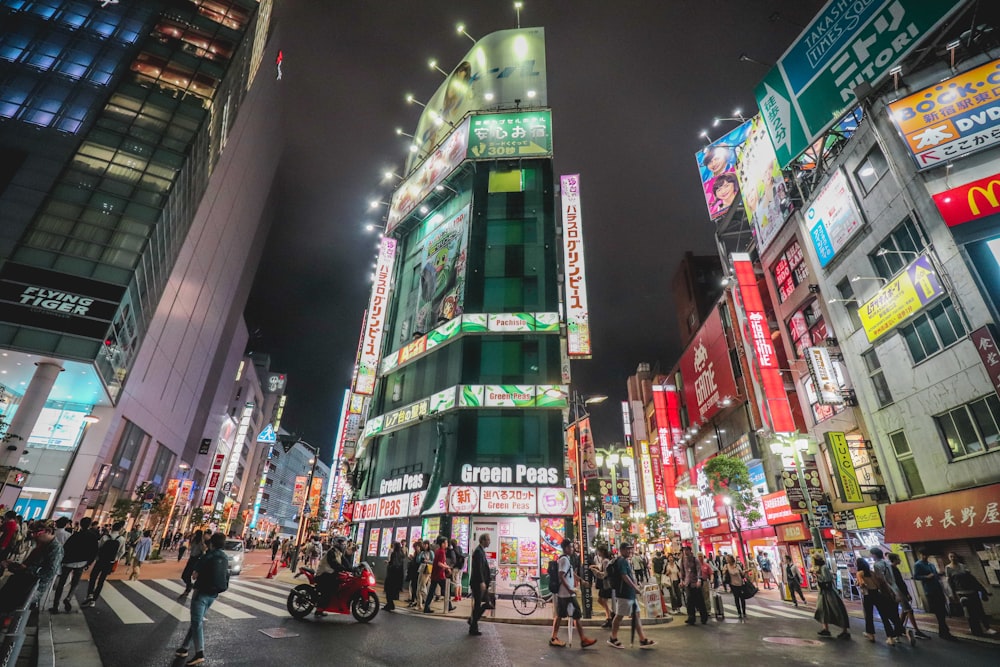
694, 120, 752, 220
404, 27, 547, 173
803, 346, 843, 405
407, 204, 471, 337
858, 254, 944, 342
678, 308, 738, 425
638, 440, 656, 515
355, 237, 398, 395
806, 170, 863, 268
468, 111, 553, 159
732, 253, 796, 433
889, 59, 1000, 170
736, 115, 792, 252
560, 174, 592, 358
932, 170, 1000, 228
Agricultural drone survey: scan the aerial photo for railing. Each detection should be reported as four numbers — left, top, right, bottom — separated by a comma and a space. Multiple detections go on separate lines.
0, 579, 38, 667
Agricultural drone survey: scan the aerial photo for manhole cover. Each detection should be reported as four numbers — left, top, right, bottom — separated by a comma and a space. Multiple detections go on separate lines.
762, 637, 823, 647
258, 628, 300, 638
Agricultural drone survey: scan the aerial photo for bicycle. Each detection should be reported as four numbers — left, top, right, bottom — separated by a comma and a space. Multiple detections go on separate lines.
511, 576, 554, 616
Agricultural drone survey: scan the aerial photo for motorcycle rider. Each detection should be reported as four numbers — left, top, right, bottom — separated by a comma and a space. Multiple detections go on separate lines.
315, 537, 351, 614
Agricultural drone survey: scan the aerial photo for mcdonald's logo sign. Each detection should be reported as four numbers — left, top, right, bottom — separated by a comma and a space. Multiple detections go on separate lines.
933, 172, 1000, 227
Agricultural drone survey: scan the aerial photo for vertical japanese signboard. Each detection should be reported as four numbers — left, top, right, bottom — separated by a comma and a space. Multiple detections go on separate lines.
355, 237, 398, 395
732, 253, 796, 433
756, 1, 962, 167
560, 174, 591, 357
825, 431, 864, 503
971, 325, 1000, 398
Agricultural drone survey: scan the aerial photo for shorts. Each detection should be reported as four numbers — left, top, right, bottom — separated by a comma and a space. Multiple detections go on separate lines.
598, 588, 612, 600
613, 597, 639, 617
899, 597, 913, 613
556, 596, 582, 619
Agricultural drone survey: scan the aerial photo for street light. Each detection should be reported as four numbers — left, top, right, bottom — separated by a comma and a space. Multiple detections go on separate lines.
769, 434, 829, 564
675, 485, 701, 556
290, 440, 319, 570
594, 447, 632, 546
568, 390, 607, 619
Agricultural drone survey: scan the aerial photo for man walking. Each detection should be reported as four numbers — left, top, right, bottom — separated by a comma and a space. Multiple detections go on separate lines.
548, 539, 596, 648
757, 551, 773, 589
681, 545, 708, 625
175, 533, 230, 666
50, 517, 99, 613
912, 549, 956, 640
607, 542, 656, 649
468, 533, 491, 636
784, 554, 807, 606
423, 537, 455, 613
81, 521, 124, 608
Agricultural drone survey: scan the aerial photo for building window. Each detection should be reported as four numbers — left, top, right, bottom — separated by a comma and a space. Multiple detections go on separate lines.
786, 300, 826, 358
888, 430, 925, 496
861, 348, 892, 407
834, 278, 862, 330
934, 394, 1000, 459
772, 239, 808, 303
899, 297, 964, 363
870, 217, 924, 279
854, 146, 889, 194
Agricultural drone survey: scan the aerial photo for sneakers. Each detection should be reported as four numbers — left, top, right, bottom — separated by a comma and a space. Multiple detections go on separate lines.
600, 619, 612, 629
817, 629, 832, 637
81, 598, 96, 608
175, 648, 189, 657
580, 638, 597, 648
185, 652, 205, 666
606, 638, 624, 649
863, 633, 875, 642
63, 599, 71, 613
837, 631, 851, 640
548, 637, 566, 647
639, 638, 656, 648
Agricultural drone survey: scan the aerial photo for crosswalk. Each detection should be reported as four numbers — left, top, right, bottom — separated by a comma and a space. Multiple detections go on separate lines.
664, 596, 818, 622
79, 577, 293, 625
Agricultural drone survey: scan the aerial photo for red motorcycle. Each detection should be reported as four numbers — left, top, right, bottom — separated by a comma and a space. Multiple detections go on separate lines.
286, 564, 380, 622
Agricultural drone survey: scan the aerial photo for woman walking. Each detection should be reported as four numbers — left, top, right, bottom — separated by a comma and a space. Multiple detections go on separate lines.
588, 544, 614, 628
384, 541, 406, 611
415, 541, 434, 609
406, 541, 421, 607
179, 530, 205, 598
177, 535, 189, 562
724, 554, 747, 620
812, 554, 851, 639
665, 553, 683, 613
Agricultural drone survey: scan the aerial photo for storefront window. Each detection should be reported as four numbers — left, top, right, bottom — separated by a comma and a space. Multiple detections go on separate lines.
787, 301, 826, 358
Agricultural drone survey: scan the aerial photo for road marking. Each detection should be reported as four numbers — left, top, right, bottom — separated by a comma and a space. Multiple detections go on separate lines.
100, 584, 154, 624
154, 580, 258, 619
227, 581, 289, 605
230, 578, 292, 596
122, 581, 189, 621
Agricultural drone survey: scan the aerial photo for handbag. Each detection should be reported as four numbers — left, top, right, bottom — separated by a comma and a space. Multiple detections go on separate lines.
742, 580, 759, 599
421, 562, 433, 575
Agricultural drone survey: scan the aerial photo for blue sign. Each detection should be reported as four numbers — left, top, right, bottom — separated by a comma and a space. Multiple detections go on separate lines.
748, 463, 767, 490
14, 498, 47, 520
257, 423, 277, 443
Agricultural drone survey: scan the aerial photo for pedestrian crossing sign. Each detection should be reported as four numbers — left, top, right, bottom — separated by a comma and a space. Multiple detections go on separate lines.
257, 423, 277, 443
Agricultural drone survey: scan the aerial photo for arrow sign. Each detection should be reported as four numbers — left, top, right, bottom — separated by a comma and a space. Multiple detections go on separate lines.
257, 423, 277, 443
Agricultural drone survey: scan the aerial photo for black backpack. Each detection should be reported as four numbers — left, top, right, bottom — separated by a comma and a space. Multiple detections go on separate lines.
98, 536, 121, 564
605, 557, 624, 594
548, 559, 561, 594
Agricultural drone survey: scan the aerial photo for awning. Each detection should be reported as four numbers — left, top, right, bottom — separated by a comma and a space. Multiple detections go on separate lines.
884, 482, 1000, 543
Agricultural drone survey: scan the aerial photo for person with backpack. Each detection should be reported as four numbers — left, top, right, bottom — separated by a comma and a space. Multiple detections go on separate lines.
81, 520, 124, 608
606, 542, 656, 649
588, 544, 614, 628
174, 532, 230, 666
50, 516, 99, 613
784, 554, 807, 606
548, 538, 596, 648
448, 538, 465, 601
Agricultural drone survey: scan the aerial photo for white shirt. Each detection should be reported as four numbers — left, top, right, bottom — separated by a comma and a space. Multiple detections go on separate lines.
557, 554, 575, 598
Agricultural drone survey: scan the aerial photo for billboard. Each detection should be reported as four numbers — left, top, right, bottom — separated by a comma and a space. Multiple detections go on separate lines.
858, 254, 945, 342
889, 59, 1000, 170
468, 111, 552, 159
355, 237, 398, 395
825, 432, 864, 504
803, 346, 843, 406
407, 204, 471, 337
678, 308, 738, 425
932, 170, 1000, 228
805, 169, 864, 268
756, 1, 961, 167
404, 27, 547, 173
694, 120, 752, 220
736, 115, 793, 252
560, 174, 592, 358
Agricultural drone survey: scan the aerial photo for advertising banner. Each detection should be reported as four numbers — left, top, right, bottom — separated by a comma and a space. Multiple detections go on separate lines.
762, 490, 798, 525
468, 111, 552, 159
449, 486, 480, 514
367, 528, 380, 557
309, 476, 324, 516
736, 115, 792, 250
782, 458, 824, 513
889, 59, 1000, 170
858, 254, 944, 342
694, 120, 752, 220
756, 1, 962, 167
804, 346, 842, 405
560, 174, 592, 357
678, 308, 738, 425
578, 416, 598, 480
404, 27, 547, 173
854, 505, 883, 529
480, 487, 537, 514
409, 204, 471, 336
732, 253, 796, 433
932, 170, 1000, 227
806, 170, 864, 268
971, 325, 1000, 397
537, 487, 573, 515
825, 431, 864, 503
292, 476, 307, 506
638, 440, 656, 514
355, 238, 398, 395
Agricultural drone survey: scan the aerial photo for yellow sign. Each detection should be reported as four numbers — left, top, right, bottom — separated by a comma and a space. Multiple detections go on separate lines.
854, 505, 883, 530
825, 432, 863, 503
858, 255, 944, 343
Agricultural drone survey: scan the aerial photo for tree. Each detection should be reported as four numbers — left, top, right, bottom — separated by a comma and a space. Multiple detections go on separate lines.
703, 455, 762, 562
643, 511, 673, 544
109, 498, 135, 524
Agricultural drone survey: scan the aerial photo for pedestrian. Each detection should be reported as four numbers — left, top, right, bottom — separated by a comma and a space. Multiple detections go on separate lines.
50, 516, 99, 614
383, 541, 405, 611
946, 553, 996, 637
606, 542, 656, 649
588, 544, 614, 628
130, 530, 153, 580
757, 551, 773, 589
887, 552, 928, 643
652, 550, 665, 592
681, 545, 709, 625
856, 551, 901, 645
449, 538, 465, 601
53, 517, 72, 546
177, 535, 189, 562
423, 537, 455, 613
811, 554, 851, 639
912, 548, 957, 640
784, 554, 807, 606
406, 540, 421, 607
180, 530, 205, 597
0, 521, 63, 609
174, 533, 230, 666
715, 553, 728, 592
870, 547, 905, 645
0, 510, 20, 576
724, 554, 748, 620
81, 520, 124, 608
697, 553, 714, 613
468, 532, 492, 636
665, 553, 683, 614
548, 538, 597, 648
416, 540, 434, 609
270, 537, 281, 562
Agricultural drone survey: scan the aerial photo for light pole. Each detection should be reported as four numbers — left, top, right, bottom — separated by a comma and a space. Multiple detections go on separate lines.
291, 440, 318, 570
769, 434, 829, 562
594, 446, 632, 547
722, 495, 748, 563
160, 462, 190, 546
675, 485, 700, 556
568, 391, 606, 619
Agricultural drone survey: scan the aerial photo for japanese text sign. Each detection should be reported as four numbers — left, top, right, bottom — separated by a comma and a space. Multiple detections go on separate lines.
885, 482, 1000, 542
560, 174, 592, 357
858, 254, 944, 342
355, 238, 398, 395
805, 170, 864, 268
971, 325, 1000, 397
826, 431, 864, 503
762, 490, 799, 525
678, 308, 738, 425
480, 487, 537, 514
468, 111, 552, 159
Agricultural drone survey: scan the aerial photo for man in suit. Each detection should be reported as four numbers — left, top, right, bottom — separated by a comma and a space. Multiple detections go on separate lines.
468, 533, 492, 636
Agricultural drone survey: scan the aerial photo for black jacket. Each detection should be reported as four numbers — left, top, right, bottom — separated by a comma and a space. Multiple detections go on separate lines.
62, 529, 100, 566
194, 548, 230, 595
469, 545, 491, 587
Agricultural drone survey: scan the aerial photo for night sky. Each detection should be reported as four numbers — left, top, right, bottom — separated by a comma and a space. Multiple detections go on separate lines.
244, 0, 825, 462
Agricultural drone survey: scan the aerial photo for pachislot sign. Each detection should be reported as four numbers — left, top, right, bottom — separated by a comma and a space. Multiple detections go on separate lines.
561, 174, 592, 358
355, 238, 398, 395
